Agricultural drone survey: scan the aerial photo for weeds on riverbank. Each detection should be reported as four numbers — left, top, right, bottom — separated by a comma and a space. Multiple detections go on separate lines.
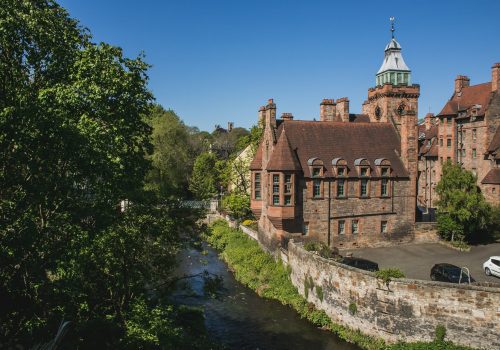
204, 220, 476, 350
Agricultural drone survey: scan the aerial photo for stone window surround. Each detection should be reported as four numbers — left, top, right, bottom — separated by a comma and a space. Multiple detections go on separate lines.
309, 161, 324, 199
381, 220, 388, 233
253, 171, 262, 200
268, 172, 295, 206
336, 218, 363, 235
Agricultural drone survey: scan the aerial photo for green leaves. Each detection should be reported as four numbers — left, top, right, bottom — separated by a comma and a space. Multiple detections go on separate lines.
435, 162, 492, 243
189, 152, 219, 200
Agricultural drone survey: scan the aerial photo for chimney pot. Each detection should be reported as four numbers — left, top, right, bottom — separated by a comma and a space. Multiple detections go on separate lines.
281, 112, 293, 120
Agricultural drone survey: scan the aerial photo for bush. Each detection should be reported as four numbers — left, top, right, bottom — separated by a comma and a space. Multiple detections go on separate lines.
348, 302, 357, 316
375, 268, 405, 284
241, 219, 255, 226
303, 241, 336, 259
435, 324, 446, 342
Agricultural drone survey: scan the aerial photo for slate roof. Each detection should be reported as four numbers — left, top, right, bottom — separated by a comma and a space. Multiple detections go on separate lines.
418, 123, 438, 157
486, 127, 500, 160
481, 168, 500, 185
266, 127, 302, 171
271, 120, 408, 178
249, 141, 263, 170
349, 114, 371, 123
438, 82, 492, 116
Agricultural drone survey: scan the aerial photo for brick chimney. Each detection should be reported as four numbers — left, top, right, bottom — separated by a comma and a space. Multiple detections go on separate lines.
454, 75, 470, 93
492, 63, 500, 92
424, 113, 435, 130
320, 99, 336, 121
264, 98, 276, 128
258, 106, 266, 126
281, 112, 293, 121
335, 97, 350, 122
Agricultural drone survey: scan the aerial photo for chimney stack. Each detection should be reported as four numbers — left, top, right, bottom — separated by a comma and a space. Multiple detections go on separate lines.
320, 99, 336, 121
281, 112, 293, 121
227, 122, 234, 132
335, 97, 350, 122
258, 106, 266, 126
492, 63, 500, 92
454, 75, 470, 93
264, 98, 276, 128
424, 113, 435, 130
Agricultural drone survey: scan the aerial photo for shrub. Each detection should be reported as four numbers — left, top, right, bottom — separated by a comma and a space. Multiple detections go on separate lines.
303, 241, 336, 259
315, 286, 324, 302
435, 324, 446, 342
241, 219, 255, 226
375, 268, 405, 284
348, 302, 357, 316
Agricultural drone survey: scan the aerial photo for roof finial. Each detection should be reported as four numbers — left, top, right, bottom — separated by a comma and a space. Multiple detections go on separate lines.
390, 16, 395, 39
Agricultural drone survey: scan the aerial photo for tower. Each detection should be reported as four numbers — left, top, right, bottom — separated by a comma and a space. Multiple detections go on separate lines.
362, 17, 420, 130
362, 17, 419, 220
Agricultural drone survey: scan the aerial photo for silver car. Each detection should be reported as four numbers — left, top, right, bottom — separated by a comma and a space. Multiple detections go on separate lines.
483, 256, 500, 277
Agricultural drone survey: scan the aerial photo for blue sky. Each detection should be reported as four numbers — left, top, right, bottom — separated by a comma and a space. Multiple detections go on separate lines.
59, 0, 500, 131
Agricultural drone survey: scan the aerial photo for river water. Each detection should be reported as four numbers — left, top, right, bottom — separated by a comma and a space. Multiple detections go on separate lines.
171, 243, 360, 350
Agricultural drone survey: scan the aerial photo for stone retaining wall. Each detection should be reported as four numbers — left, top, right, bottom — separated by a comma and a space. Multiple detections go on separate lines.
287, 240, 500, 349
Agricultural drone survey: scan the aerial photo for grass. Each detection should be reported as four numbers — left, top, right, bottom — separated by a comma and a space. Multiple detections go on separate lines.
204, 220, 477, 350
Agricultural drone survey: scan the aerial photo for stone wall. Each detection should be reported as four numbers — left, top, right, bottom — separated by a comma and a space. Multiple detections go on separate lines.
287, 240, 500, 349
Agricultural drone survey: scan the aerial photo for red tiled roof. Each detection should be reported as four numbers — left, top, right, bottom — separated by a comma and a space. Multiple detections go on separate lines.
266, 127, 301, 171
249, 141, 263, 170
481, 168, 500, 185
273, 120, 408, 178
438, 82, 492, 116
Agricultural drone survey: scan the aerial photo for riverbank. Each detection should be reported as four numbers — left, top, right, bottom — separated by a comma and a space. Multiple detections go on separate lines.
205, 220, 475, 350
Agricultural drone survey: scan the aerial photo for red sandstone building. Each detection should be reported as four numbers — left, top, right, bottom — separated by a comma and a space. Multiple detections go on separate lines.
417, 64, 500, 208
250, 31, 420, 249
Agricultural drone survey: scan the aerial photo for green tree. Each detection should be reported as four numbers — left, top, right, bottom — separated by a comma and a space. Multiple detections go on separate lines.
189, 152, 219, 200
144, 105, 193, 198
222, 192, 251, 220
435, 162, 491, 243
0, 0, 187, 346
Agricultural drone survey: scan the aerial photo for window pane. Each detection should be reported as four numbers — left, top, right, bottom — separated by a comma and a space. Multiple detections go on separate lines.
285, 174, 292, 183
338, 167, 345, 176
284, 183, 292, 194
284, 195, 291, 206
352, 220, 358, 234
313, 180, 321, 197
255, 190, 261, 200
381, 179, 388, 196
273, 185, 279, 194
273, 174, 279, 184
339, 221, 345, 234
312, 168, 321, 177
381, 167, 389, 177
337, 179, 345, 197
361, 179, 368, 196
360, 168, 368, 177
255, 173, 260, 181
273, 195, 280, 205
381, 221, 387, 233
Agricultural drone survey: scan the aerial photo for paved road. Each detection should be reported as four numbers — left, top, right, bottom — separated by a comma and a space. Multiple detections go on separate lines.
341, 243, 500, 284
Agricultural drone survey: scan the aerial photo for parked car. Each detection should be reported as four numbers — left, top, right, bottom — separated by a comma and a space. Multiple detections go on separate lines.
430, 263, 475, 284
483, 256, 500, 277
340, 257, 379, 272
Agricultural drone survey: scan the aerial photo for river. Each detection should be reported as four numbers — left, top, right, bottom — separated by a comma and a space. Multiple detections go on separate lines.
171, 242, 361, 350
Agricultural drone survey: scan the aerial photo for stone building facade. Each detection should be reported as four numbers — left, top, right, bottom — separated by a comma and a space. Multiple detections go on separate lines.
417, 63, 500, 207
250, 33, 419, 249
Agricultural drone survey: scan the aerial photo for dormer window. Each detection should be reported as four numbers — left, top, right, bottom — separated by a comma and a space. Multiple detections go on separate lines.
360, 167, 369, 177
312, 167, 322, 177
332, 158, 348, 199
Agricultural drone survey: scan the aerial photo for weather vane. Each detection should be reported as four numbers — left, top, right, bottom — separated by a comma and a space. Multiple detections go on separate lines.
390, 16, 395, 39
